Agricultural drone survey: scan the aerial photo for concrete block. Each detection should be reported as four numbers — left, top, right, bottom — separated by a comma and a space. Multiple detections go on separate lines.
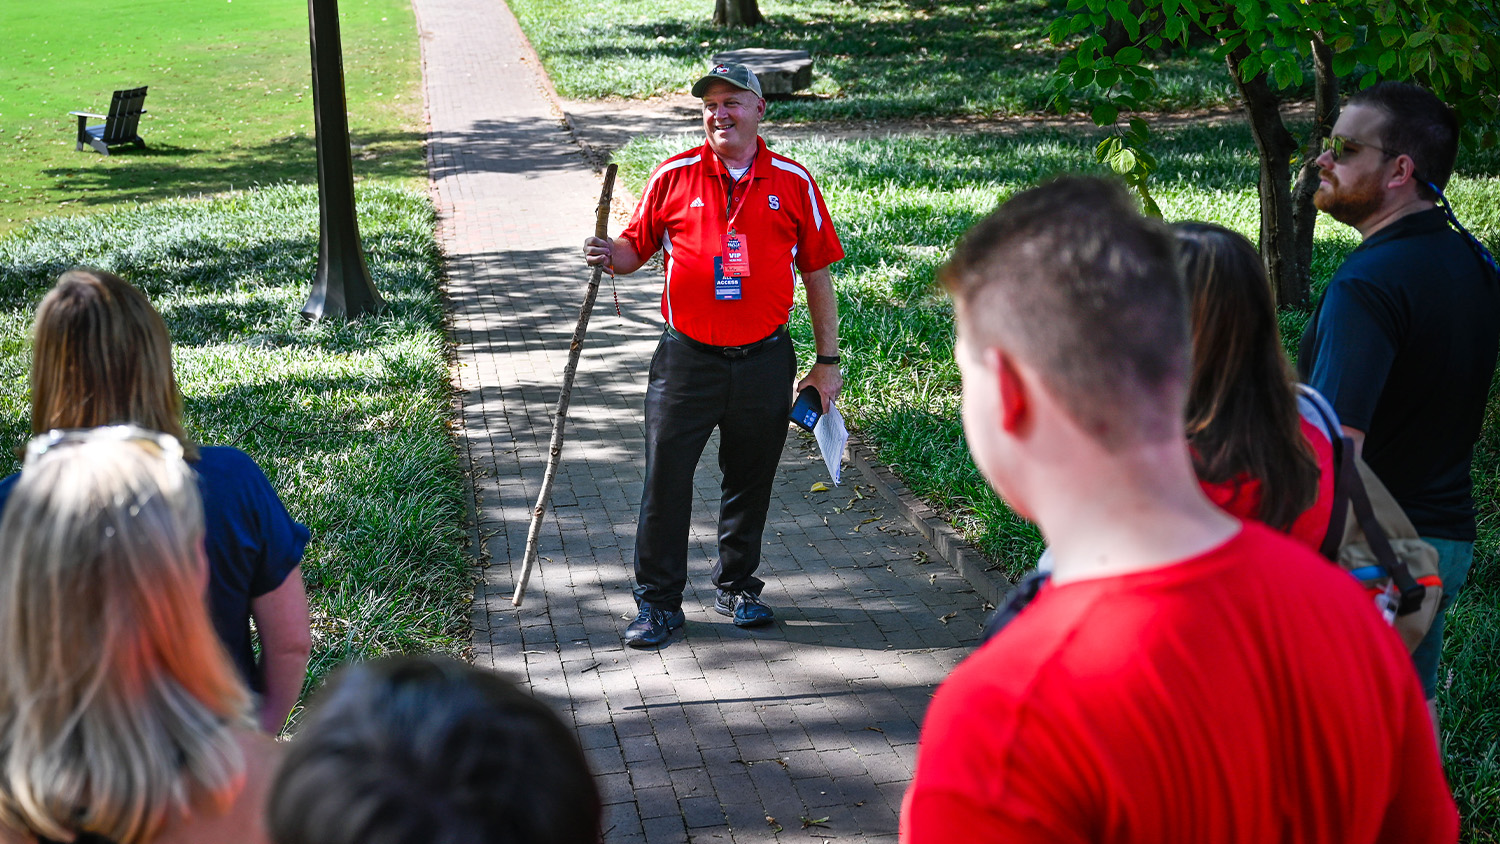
710, 49, 813, 95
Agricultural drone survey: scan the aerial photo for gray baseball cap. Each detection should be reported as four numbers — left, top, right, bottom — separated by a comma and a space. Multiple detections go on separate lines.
692, 62, 763, 98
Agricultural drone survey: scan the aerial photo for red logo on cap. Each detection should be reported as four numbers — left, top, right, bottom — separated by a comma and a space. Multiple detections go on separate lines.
713, 64, 730, 74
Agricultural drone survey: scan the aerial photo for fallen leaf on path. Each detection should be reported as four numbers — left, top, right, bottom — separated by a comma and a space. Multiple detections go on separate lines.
801, 816, 831, 829
810, 482, 830, 492
865, 725, 884, 733
939, 611, 958, 624
766, 816, 783, 833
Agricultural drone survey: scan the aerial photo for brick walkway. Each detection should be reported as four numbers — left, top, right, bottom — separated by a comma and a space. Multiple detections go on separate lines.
414, 0, 990, 840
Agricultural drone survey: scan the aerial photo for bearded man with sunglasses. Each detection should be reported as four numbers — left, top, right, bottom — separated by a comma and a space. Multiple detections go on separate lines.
1299, 82, 1500, 725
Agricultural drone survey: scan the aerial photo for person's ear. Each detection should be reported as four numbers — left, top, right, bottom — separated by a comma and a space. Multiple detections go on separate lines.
756, 96, 767, 119
992, 348, 1028, 434
1387, 153, 1419, 191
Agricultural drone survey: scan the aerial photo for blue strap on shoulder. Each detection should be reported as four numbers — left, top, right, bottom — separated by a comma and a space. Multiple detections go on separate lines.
1427, 180, 1499, 279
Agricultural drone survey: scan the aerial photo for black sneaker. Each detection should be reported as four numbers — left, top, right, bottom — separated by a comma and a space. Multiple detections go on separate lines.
623, 604, 685, 648
713, 590, 775, 627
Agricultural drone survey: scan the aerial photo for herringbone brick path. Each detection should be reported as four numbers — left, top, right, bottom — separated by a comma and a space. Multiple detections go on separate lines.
413, 0, 990, 839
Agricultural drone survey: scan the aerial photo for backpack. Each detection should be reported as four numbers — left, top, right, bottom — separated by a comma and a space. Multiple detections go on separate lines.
1300, 386, 1443, 652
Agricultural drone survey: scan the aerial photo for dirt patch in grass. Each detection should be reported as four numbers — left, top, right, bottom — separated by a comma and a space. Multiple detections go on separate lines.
563, 92, 1312, 173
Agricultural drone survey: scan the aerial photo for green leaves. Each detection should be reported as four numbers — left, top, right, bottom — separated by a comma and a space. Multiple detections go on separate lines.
1273, 58, 1300, 89
1046, 0, 1500, 218
1094, 120, 1163, 218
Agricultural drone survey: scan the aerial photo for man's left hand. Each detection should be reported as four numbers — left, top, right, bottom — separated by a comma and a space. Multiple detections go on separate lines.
796, 363, 842, 414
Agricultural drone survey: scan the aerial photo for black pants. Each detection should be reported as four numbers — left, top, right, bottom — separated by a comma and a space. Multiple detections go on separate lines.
633, 327, 795, 611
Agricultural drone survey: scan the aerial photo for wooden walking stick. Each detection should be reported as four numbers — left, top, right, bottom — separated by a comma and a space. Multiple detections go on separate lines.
512, 164, 618, 607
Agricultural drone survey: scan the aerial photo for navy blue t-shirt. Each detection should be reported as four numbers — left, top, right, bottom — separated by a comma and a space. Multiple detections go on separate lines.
1299, 208, 1500, 540
0, 445, 309, 691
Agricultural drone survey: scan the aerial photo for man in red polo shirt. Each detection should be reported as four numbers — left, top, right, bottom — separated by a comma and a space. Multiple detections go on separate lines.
584, 63, 844, 647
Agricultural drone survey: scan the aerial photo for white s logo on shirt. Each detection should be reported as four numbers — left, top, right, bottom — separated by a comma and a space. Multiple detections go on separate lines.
768, 195, 780, 210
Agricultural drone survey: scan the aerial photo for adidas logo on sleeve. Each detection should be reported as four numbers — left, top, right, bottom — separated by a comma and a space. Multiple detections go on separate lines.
690, 197, 705, 208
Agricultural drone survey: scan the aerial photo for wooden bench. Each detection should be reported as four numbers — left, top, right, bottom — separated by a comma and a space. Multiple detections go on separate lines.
710, 49, 813, 96
70, 87, 149, 155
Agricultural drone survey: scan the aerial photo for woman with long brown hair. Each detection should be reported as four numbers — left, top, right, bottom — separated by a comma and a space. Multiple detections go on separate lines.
0, 429, 279, 844
1176, 222, 1336, 547
0, 269, 311, 734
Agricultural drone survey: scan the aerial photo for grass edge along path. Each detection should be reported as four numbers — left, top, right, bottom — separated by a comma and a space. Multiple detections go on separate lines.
0, 183, 470, 723
611, 125, 1500, 841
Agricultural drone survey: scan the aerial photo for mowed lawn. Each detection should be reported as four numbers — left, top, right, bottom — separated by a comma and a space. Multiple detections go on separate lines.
0, 0, 453, 719
0, 185, 470, 718
615, 125, 1500, 838
0, 0, 424, 233
508, 0, 1242, 121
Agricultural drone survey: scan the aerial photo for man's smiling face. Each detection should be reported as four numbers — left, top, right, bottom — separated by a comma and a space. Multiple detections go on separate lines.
701, 80, 765, 160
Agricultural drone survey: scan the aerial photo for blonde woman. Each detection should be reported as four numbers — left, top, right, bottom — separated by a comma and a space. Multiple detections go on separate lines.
0, 269, 311, 733
0, 428, 281, 844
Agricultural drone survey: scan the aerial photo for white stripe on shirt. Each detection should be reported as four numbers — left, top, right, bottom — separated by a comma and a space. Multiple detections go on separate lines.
770, 158, 822, 231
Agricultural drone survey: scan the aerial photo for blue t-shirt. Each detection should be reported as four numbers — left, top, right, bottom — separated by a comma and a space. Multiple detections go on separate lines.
0, 445, 309, 691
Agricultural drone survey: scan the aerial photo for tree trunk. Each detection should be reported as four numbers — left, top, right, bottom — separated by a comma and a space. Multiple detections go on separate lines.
1226, 43, 1307, 308
303, 0, 384, 320
1288, 36, 1340, 305
713, 0, 763, 27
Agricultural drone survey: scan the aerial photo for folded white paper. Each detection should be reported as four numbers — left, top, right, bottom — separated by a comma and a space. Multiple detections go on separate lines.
814, 401, 849, 485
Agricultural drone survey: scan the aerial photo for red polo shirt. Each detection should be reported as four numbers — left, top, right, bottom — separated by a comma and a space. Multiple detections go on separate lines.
619, 136, 844, 346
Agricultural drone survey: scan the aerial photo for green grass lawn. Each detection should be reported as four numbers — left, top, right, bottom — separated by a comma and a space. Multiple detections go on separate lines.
0, 0, 424, 234
616, 126, 1500, 838
0, 185, 469, 719
508, 0, 1241, 121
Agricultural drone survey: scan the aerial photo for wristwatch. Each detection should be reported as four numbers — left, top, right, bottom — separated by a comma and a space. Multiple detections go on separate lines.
815, 354, 841, 366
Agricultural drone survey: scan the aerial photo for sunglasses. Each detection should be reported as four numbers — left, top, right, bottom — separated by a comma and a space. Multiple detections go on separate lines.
1321, 135, 1395, 163
25, 424, 184, 469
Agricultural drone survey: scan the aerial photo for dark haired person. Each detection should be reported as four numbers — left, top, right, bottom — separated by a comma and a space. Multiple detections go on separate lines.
1299, 81, 1500, 722
901, 177, 1456, 843
267, 656, 600, 844
1177, 222, 1335, 548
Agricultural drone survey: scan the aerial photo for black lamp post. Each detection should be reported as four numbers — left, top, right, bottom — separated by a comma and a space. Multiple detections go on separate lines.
302, 0, 385, 320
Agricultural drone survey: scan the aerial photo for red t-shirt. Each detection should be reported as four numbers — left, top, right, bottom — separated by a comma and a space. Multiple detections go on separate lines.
1202, 416, 1337, 551
619, 136, 845, 346
901, 524, 1456, 844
